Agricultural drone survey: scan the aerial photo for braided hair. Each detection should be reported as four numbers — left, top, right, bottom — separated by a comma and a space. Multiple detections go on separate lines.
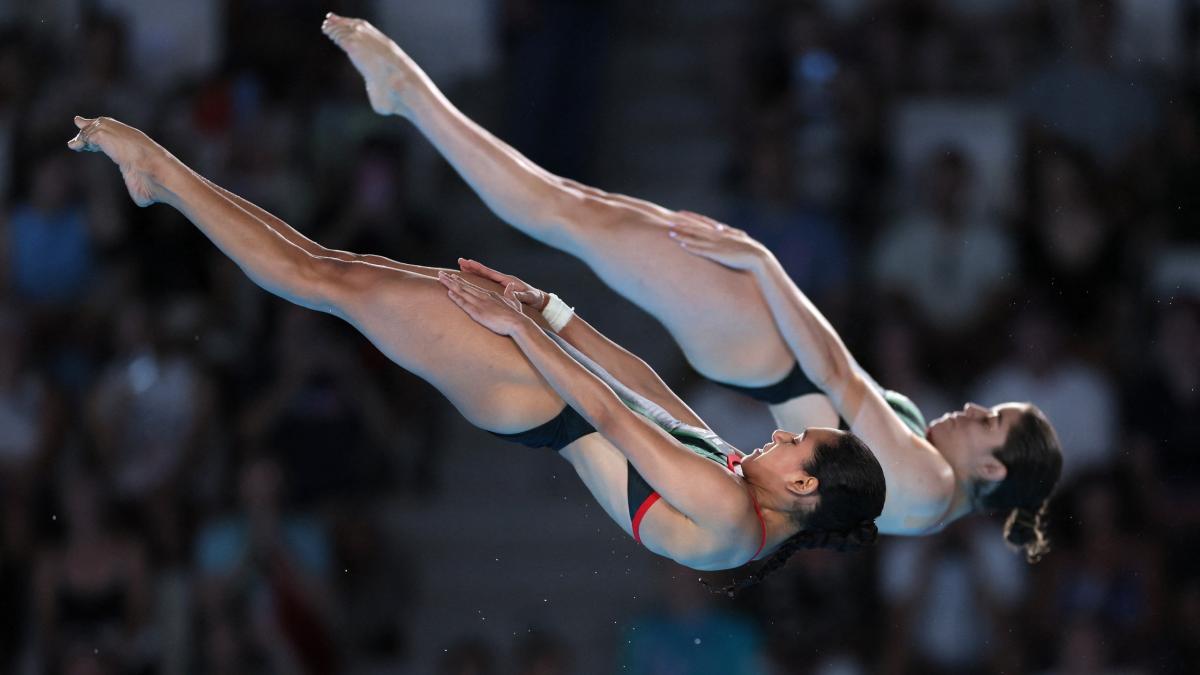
705, 431, 885, 597
974, 405, 1062, 563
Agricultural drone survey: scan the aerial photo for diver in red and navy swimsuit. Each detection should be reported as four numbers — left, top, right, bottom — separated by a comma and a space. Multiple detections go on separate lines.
495, 401, 767, 563
70, 113, 883, 591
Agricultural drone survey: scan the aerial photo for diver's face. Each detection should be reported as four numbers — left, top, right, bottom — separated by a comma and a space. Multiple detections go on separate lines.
927, 402, 1028, 462
741, 427, 839, 477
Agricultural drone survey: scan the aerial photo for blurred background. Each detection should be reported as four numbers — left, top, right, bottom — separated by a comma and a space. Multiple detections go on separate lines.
0, 0, 1197, 673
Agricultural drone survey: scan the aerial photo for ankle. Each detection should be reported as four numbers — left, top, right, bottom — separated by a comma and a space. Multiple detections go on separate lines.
146, 151, 190, 203
145, 145, 177, 182
404, 82, 445, 122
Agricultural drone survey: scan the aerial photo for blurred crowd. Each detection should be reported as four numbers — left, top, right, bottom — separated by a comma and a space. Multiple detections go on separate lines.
0, 0, 1197, 673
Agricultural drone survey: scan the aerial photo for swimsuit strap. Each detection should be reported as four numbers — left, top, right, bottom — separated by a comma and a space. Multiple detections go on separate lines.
749, 494, 767, 561
727, 454, 768, 563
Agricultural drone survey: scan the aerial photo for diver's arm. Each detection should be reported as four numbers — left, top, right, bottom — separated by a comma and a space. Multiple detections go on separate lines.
441, 275, 749, 529
511, 322, 747, 529
747, 253, 862, 413
752, 253, 959, 523
553, 314, 709, 430
672, 221, 958, 514
669, 222, 858, 410
456, 258, 709, 429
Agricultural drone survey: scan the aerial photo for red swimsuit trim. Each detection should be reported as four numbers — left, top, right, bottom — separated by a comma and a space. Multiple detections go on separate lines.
631, 493, 661, 544
631, 453, 768, 562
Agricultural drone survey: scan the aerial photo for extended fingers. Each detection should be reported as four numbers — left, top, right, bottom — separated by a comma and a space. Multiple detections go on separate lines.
437, 270, 470, 295
668, 225, 719, 246
442, 277, 482, 312
668, 229, 720, 257
445, 285, 467, 305
674, 237, 717, 251
445, 288, 487, 322
669, 219, 719, 236
457, 258, 505, 282
438, 271, 492, 301
678, 210, 727, 230
677, 211, 748, 239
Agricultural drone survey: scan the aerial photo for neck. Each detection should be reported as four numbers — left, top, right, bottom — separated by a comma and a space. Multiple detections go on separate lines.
744, 480, 803, 546
938, 480, 977, 529
926, 436, 979, 529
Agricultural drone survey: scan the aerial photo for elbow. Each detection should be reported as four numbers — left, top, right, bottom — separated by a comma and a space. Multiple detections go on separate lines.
545, 187, 619, 228
509, 180, 577, 231
586, 397, 627, 435
808, 351, 851, 394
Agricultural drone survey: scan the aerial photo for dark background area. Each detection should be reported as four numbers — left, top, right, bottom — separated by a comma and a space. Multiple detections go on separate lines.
1, 0, 1198, 673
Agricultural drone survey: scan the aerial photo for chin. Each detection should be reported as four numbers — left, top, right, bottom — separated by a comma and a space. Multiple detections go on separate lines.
925, 421, 946, 445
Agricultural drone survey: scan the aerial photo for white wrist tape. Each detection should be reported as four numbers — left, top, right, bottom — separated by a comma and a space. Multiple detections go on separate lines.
541, 293, 575, 332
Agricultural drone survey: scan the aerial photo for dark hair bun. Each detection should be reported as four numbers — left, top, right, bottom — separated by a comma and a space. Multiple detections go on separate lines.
797, 520, 879, 553
1004, 503, 1051, 563
842, 520, 879, 552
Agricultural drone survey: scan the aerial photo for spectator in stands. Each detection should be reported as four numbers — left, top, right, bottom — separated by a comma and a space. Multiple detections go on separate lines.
1015, 145, 1124, 340
4, 151, 95, 308
238, 305, 402, 507
725, 117, 852, 311
332, 508, 419, 670
0, 27, 33, 210
758, 547, 877, 675
195, 456, 337, 674
32, 470, 154, 674
870, 146, 1015, 346
85, 297, 216, 565
29, 11, 151, 138
878, 518, 1026, 675
1014, 0, 1159, 168
0, 302, 59, 473
1123, 299, 1200, 541
1030, 470, 1164, 669
0, 303, 61, 670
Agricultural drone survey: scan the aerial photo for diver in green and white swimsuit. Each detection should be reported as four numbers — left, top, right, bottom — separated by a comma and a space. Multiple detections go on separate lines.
325, 13, 1064, 561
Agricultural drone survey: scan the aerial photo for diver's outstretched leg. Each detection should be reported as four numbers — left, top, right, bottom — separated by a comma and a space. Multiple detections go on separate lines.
321, 15, 794, 385
67, 116, 562, 431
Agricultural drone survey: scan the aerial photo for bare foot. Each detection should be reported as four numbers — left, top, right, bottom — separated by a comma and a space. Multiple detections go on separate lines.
321, 13, 425, 117
67, 116, 170, 207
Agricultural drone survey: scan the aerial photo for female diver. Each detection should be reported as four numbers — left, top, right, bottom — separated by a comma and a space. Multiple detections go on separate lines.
322, 13, 1062, 561
66, 116, 884, 593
